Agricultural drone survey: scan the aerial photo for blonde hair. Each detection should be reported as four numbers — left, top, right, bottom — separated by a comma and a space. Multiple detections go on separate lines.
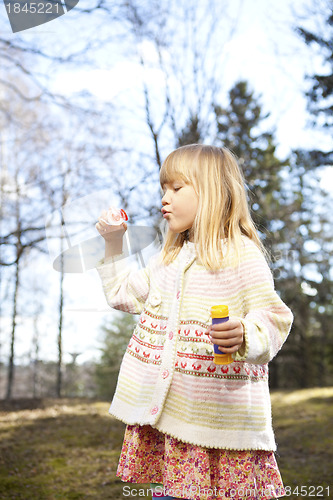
160, 144, 266, 270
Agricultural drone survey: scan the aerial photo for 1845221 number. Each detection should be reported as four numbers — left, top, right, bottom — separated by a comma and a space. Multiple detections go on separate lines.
284, 486, 330, 497
5, 3, 61, 14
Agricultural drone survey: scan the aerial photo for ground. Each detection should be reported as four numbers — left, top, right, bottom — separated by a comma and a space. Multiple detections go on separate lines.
0, 387, 332, 499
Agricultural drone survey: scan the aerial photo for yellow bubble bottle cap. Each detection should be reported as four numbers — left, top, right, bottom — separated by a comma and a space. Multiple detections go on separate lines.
213, 352, 234, 365
211, 305, 229, 319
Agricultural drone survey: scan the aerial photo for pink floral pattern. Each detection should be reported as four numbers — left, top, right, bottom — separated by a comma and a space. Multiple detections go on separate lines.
117, 425, 285, 500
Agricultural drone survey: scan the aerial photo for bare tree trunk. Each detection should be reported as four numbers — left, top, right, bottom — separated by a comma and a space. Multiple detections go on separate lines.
32, 312, 40, 398
56, 164, 70, 399
6, 169, 23, 400
56, 227, 65, 398
6, 256, 20, 400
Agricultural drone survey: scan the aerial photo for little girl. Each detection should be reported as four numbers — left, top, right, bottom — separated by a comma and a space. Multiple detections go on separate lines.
96, 144, 293, 500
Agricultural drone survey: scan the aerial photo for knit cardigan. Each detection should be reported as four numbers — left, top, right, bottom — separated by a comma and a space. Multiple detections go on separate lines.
97, 237, 293, 451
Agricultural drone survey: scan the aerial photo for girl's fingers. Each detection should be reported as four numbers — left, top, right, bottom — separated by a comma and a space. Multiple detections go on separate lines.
208, 321, 244, 350
96, 220, 107, 230
213, 335, 243, 351
96, 220, 127, 239
212, 336, 241, 347
96, 221, 110, 234
209, 329, 242, 341
211, 319, 240, 331
218, 345, 241, 353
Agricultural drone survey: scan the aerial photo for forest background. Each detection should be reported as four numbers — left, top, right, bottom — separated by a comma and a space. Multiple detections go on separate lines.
0, 0, 332, 401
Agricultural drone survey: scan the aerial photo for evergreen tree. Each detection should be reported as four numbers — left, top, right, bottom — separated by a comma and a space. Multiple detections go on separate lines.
177, 114, 203, 147
213, 80, 333, 388
95, 313, 137, 400
296, 4, 333, 141
290, 3, 333, 386
214, 81, 291, 256
214, 82, 296, 387
276, 150, 333, 388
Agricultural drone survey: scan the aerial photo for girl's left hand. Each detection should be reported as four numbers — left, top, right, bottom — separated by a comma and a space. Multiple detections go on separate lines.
206, 318, 244, 353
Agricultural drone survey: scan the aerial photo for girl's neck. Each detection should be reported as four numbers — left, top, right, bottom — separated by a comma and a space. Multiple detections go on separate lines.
184, 229, 195, 242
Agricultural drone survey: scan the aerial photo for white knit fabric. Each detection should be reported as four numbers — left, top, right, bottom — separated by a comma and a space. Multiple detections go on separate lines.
97, 238, 293, 451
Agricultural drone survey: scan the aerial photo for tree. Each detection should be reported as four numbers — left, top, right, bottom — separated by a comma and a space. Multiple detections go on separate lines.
177, 114, 203, 147
212, 80, 333, 388
296, 1, 333, 141
105, 0, 244, 229
0, 94, 54, 399
95, 313, 137, 400
0, 80, 119, 398
0, 4, 107, 118
289, 1, 333, 387
214, 81, 291, 256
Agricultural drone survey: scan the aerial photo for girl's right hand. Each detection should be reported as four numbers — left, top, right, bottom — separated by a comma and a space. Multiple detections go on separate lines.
96, 210, 127, 242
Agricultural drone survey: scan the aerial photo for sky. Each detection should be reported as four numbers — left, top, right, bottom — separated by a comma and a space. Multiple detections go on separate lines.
1, 0, 332, 368
50, 1, 329, 143
49, 0, 332, 177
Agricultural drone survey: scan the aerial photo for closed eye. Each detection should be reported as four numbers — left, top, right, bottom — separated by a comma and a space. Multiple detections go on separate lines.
161, 182, 184, 194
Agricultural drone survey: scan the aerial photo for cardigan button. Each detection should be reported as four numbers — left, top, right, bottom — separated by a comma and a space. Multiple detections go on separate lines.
169, 331, 174, 340
162, 369, 169, 379
151, 405, 159, 415
149, 293, 161, 307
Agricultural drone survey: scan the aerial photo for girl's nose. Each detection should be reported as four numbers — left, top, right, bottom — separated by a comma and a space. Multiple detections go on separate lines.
161, 191, 169, 205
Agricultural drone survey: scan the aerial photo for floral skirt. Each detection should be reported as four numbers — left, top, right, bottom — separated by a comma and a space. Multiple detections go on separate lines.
117, 425, 285, 500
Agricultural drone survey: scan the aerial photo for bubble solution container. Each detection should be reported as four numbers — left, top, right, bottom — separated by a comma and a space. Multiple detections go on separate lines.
211, 305, 233, 365
100, 207, 128, 226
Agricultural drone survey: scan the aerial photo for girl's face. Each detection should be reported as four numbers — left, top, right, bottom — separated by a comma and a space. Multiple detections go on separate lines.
161, 180, 199, 237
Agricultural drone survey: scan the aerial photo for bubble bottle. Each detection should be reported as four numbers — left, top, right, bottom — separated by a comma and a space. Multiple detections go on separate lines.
211, 305, 233, 365
100, 206, 128, 226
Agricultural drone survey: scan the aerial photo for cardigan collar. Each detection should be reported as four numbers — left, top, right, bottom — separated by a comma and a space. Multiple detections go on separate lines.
180, 240, 195, 255
178, 241, 196, 267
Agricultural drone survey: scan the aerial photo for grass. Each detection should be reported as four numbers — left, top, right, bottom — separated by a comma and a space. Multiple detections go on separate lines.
0, 388, 332, 499
0, 398, 139, 499
271, 387, 333, 498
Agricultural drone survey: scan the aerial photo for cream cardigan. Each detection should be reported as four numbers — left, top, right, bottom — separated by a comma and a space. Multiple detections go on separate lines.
97, 237, 293, 451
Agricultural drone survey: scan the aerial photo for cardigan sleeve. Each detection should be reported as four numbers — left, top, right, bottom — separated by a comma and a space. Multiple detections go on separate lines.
96, 254, 152, 315
233, 240, 293, 365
